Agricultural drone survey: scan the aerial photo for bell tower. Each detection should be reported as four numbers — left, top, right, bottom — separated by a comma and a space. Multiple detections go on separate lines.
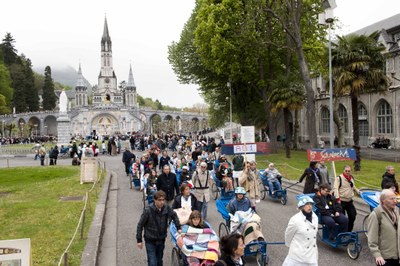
93, 17, 122, 105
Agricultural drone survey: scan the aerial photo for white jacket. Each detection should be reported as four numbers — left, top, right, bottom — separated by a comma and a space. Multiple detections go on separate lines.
284, 211, 318, 265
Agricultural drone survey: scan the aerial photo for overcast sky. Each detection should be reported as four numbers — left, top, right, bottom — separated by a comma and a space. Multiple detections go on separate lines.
1, 0, 400, 108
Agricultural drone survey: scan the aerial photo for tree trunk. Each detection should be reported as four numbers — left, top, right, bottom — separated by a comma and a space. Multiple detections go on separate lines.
350, 93, 361, 171
333, 108, 344, 147
293, 110, 300, 150
259, 58, 277, 153
283, 108, 291, 158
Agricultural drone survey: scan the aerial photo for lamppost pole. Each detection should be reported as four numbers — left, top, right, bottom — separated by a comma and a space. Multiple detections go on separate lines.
319, 0, 336, 149
328, 22, 334, 149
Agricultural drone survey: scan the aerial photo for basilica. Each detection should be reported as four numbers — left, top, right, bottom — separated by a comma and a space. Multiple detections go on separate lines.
0, 18, 206, 142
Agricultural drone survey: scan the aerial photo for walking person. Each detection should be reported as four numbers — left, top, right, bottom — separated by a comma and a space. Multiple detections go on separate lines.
299, 161, 321, 194
282, 195, 318, 266
232, 154, 244, 187
39, 144, 46, 166
192, 161, 211, 220
367, 189, 400, 266
122, 147, 134, 176
156, 165, 179, 207
215, 233, 246, 266
381, 165, 398, 193
318, 161, 330, 185
136, 190, 181, 266
333, 165, 359, 232
52, 145, 59, 165
239, 161, 261, 206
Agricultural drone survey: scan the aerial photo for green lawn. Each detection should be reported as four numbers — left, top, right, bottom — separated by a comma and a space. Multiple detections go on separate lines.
256, 150, 389, 189
0, 166, 104, 265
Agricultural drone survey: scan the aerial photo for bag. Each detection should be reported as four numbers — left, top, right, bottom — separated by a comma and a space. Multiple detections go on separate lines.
174, 207, 191, 224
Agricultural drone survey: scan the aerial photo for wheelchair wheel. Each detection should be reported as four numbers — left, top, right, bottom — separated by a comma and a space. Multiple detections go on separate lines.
256, 251, 268, 265
212, 183, 219, 200
259, 181, 266, 200
171, 247, 183, 266
362, 214, 370, 237
219, 222, 229, 238
347, 241, 361, 260
280, 194, 287, 205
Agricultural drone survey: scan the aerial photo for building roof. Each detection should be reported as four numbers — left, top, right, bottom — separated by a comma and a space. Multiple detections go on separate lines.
75, 63, 86, 88
101, 17, 111, 44
126, 65, 136, 88
352, 13, 400, 36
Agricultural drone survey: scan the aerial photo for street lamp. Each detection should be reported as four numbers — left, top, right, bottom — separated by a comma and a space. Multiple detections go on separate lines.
227, 81, 233, 144
319, 0, 336, 149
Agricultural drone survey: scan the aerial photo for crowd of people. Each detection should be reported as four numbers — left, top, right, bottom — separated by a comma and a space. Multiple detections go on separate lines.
129, 139, 400, 266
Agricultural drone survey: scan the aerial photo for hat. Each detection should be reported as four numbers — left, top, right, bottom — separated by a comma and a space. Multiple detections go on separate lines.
200, 162, 207, 167
297, 195, 314, 208
235, 187, 246, 195
182, 166, 189, 170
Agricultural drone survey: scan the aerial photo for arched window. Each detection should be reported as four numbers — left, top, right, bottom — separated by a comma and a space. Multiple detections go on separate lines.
377, 101, 393, 134
338, 104, 348, 133
321, 107, 330, 133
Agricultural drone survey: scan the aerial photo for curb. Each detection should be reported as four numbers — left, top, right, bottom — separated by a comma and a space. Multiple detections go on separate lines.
81, 171, 113, 266
282, 179, 371, 216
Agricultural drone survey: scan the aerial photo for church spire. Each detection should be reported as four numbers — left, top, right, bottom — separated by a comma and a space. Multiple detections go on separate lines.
76, 63, 86, 88
101, 16, 112, 51
127, 64, 136, 88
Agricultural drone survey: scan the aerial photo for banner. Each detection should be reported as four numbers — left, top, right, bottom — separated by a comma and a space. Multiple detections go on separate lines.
307, 148, 356, 162
221, 142, 270, 155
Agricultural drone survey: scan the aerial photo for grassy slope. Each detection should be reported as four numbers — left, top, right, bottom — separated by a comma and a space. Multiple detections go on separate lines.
0, 166, 101, 265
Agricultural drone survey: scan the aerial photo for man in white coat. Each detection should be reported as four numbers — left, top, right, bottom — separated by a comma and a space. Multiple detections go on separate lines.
283, 195, 318, 266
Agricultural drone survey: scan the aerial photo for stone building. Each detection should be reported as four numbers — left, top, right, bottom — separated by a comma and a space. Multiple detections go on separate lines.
291, 13, 400, 148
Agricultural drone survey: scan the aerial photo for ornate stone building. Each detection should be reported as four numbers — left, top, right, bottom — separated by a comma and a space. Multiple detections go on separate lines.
294, 13, 400, 148
0, 18, 207, 140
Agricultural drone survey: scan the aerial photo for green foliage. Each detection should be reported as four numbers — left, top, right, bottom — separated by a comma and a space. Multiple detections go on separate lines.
42, 66, 56, 110
22, 56, 39, 111
332, 32, 389, 97
136, 94, 180, 111
0, 33, 18, 65
0, 60, 13, 113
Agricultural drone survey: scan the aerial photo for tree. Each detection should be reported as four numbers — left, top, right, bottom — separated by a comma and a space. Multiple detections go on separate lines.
21, 56, 39, 111
0, 60, 13, 113
0, 33, 18, 65
332, 32, 389, 171
42, 66, 56, 110
269, 74, 305, 158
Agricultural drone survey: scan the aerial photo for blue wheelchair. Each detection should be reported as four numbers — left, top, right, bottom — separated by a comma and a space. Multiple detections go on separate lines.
297, 193, 363, 259
211, 170, 234, 200
216, 192, 278, 266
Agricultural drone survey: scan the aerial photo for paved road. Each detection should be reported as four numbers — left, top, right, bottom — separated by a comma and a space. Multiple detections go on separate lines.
96, 154, 376, 266
0, 153, 377, 265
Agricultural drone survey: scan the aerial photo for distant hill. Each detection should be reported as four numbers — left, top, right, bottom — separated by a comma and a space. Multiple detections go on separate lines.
33, 65, 92, 91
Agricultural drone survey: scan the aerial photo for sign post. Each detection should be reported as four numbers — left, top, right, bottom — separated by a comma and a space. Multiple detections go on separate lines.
307, 148, 356, 183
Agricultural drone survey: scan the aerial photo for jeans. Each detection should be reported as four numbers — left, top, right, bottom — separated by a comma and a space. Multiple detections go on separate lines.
145, 241, 165, 266
268, 180, 281, 193
198, 198, 208, 220
40, 155, 45, 166
341, 200, 357, 232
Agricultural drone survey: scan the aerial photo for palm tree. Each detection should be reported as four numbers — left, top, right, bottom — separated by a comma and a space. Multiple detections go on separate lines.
332, 31, 390, 171
269, 76, 305, 158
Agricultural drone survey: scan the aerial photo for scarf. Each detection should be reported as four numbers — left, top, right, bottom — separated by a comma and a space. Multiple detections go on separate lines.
342, 173, 354, 187
302, 210, 313, 223
311, 168, 319, 183
382, 206, 398, 227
